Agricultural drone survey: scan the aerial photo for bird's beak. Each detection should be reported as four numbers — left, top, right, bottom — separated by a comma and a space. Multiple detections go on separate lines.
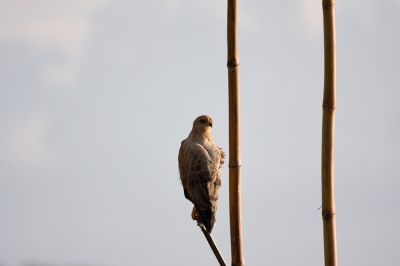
209, 122, 213, 127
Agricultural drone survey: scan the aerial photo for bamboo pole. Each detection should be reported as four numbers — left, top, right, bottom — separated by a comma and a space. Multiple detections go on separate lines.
321, 0, 337, 265
227, 0, 245, 265
198, 223, 227, 266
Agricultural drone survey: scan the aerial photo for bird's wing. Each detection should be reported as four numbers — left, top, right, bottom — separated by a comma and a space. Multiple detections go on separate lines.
185, 142, 217, 218
178, 140, 192, 201
179, 138, 223, 232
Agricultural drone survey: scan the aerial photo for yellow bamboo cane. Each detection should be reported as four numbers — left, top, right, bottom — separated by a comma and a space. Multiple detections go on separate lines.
321, 0, 337, 265
227, 0, 245, 265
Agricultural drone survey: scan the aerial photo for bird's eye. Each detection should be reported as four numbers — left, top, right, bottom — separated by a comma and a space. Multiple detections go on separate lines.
199, 119, 205, 123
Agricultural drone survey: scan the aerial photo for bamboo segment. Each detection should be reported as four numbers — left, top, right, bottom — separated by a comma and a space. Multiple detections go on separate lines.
321, 0, 337, 265
198, 223, 227, 266
227, 0, 245, 265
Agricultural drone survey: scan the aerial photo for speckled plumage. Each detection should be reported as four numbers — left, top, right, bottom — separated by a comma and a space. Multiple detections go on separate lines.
178, 115, 225, 233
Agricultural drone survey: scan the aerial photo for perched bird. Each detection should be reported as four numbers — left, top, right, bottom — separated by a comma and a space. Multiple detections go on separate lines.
178, 115, 225, 233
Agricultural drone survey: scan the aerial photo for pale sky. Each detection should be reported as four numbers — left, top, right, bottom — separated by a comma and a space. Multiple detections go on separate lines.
1, 1, 399, 265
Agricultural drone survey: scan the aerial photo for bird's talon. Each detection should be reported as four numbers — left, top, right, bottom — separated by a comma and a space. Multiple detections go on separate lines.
191, 207, 199, 221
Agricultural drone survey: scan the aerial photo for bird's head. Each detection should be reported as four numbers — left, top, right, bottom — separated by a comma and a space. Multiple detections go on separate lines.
192, 115, 213, 134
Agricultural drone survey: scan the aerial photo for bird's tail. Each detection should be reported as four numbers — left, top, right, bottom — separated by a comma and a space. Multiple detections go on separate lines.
198, 206, 216, 233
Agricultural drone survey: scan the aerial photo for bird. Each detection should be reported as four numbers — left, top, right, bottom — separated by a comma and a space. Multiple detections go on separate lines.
178, 115, 225, 233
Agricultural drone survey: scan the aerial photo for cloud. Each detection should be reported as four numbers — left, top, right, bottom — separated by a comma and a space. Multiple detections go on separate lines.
0, 0, 109, 87
0, 112, 58, 167
164, 0, 259, 32
299, 0, 323, 40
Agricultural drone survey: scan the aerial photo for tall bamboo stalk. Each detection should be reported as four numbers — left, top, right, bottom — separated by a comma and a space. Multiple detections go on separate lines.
227, 0, 245, 265
321, 0, 337, 265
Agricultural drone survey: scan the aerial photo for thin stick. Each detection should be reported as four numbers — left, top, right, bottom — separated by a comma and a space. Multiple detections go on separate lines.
198, 223, 227, 266
321, 0, 337, 265
227, 0, 245, 265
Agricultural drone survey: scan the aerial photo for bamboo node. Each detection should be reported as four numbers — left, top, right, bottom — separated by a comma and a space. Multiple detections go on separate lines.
227, 61, 240, 68
322, 0, 335, 8
228, 164, 242, 168
322, 104, 336, 109
322, 211, 336, 219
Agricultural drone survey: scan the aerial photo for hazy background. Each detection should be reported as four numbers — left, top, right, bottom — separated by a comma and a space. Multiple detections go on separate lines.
1, 0, 399, 265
